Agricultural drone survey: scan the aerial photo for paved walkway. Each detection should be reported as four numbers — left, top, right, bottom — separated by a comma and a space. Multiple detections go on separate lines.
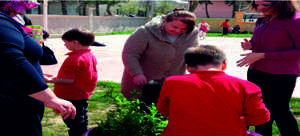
42, 35, 300, 97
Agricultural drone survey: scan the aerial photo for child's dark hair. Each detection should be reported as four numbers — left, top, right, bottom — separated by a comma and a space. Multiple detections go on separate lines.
184, 45, 226, 67
62, 29, 95, 46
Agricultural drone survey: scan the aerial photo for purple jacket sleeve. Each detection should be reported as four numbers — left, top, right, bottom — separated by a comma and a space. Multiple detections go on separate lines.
265, 17, 300, 61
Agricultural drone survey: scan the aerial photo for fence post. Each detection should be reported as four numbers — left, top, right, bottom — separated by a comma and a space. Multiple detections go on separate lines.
88, 7, 94, 32
43, 0, 48, 31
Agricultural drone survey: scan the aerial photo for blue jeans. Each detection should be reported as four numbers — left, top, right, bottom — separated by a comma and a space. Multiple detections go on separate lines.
248, 69, 300, 136
64, 99, 88, 136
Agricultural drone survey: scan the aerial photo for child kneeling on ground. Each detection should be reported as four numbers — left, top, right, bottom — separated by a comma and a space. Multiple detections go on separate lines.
157, 45, 270, 136
45, 29, 98, 136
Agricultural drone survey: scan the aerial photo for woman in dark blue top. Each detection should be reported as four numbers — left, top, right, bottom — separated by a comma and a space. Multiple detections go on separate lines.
0, 1, 76, 136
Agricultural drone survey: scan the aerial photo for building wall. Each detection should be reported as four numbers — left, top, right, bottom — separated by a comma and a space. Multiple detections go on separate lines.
196, 12, 257, 33
194, 1, 233, 18
28, 14, 248, 35
196, 18, 235, 33
27, 15, 148, 34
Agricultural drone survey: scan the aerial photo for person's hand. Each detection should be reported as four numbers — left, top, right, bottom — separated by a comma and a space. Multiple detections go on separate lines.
133, 74, 147, 86
237, 52, 265, 67
241, 38, 252, 50
45, 98, 76, 120
44, 74, 55, 83
29, 89, 76, 120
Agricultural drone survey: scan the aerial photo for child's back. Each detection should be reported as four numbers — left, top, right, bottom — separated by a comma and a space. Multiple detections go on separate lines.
157, 45, 270, 136
158, 71, 269, 136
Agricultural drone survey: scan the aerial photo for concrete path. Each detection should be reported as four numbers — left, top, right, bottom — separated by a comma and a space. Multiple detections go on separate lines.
42, 35, 300, 97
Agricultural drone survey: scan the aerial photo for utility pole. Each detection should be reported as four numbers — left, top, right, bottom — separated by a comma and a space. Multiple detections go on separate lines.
43, 0, 48, 31
151, 1, 154, 18
88, 7, 94, 32
238, 0, 242, 12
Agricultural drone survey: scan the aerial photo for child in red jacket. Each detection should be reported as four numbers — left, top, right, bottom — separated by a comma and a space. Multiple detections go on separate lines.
45, 29, 98, 136
198, 20, 209, 40
220, 19, 230, 35
157, 45, 270, 136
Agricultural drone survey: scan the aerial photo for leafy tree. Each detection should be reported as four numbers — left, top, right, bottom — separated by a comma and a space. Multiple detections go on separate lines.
144, 1, 152, 17
77, 0, 87, 16
96, 0, 127, 15
153, 1, 174, 16
80, 0, 126, 16
61, 1, 68, 15
188, 0, 213, 18
111, 2, 142, 16
104, 0, 123, 15
225, 0, 251, 18
188, 0, 199, 12
95, 1, 100, 16
111, 1, 175, 17
198, 0, 213, 18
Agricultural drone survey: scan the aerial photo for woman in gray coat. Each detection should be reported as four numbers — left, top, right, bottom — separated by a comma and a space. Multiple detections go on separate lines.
121, 9, 200, 100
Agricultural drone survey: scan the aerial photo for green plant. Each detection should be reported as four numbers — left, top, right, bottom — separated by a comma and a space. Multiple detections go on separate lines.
42, 81, 300, 135
88, 90, 168, 136
95, 30, 134, 36
206, 32, 252, 38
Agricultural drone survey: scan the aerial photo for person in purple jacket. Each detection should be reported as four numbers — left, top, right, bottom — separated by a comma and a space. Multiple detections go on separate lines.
237, 1, 300, 136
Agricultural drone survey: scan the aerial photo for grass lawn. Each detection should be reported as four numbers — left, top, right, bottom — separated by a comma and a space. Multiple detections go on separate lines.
206, 32, 252, 38
42, 81, 300, 136
94, 30, 134, 36
94, 30, 253, 38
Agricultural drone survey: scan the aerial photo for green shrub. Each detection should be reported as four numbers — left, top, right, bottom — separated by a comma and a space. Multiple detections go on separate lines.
88, 89, 168, 136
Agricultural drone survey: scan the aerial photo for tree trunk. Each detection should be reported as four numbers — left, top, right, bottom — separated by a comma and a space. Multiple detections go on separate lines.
188, 0, 198, 12
82, 1, 87, 16
61, 1, 68, 15
232, 2, 240, 18
96, 1, 100, 16
106, 4, 112, 15
37, 0, 42, 14
145, 1, 151, 17
205, 2, 210, 18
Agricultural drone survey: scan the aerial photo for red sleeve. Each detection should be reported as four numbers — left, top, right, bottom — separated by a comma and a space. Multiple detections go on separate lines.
242, 82, 270, 126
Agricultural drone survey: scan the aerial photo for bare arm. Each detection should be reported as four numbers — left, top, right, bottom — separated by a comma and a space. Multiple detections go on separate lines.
30, 88, 76, 120
45, 76, 74, 84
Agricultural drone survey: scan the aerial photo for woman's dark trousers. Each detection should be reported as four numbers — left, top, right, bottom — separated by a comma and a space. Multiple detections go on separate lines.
248, 69, 300, 136
64, 100, 88, 136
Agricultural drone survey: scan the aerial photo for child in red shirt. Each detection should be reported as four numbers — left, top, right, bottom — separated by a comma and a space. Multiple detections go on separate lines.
198, 20, 209, 40
220, 19, 230, 35
157, 45, 270, 136
45, 29, 98, 136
